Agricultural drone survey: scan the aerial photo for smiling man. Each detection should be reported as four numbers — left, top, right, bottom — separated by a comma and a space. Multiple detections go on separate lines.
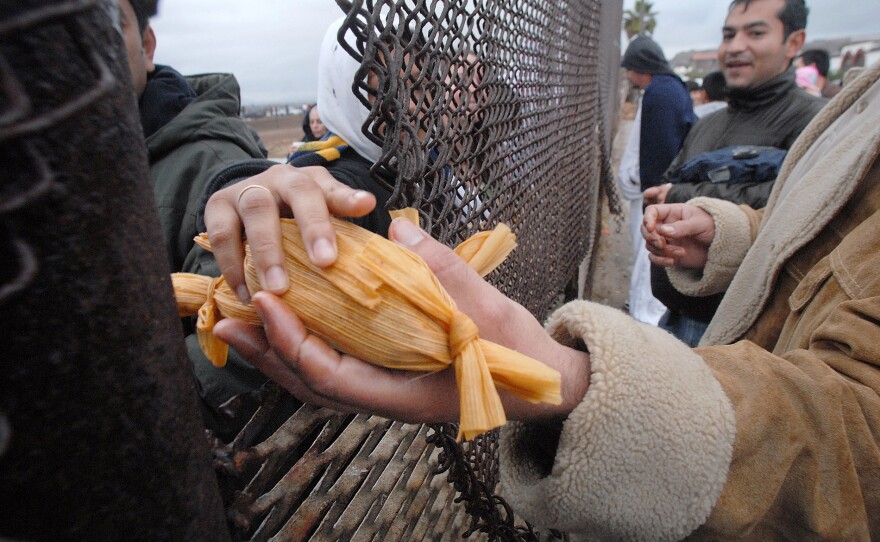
643, 0, 826, 347
650, 0, 825, 202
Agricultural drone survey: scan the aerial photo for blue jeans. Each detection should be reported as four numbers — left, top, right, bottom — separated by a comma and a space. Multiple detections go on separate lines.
658, 310, 709, 348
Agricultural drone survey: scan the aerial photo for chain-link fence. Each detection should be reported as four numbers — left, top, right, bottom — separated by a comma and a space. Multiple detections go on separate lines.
212, 1, 623, 540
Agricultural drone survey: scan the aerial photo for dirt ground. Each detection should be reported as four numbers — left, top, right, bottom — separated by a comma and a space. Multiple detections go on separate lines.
248, 109, 636, 311
585, 113, 634, 312
247, 114, 305, 160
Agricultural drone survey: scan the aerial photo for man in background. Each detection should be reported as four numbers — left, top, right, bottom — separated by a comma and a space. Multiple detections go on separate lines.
693, 71, 728, 118
800, 48, 842, 98
617, 36, 695, 325
120, 0, 267, 273
120, 0, 270, 433
621, 36, 696, 192
643, 0, 826, 346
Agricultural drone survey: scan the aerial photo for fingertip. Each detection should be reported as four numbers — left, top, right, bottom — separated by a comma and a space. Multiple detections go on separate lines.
350, 189, 375, 206
308, 237, 337, 268
235, 284, 251, 305
389, 217, 426, 247
263, 265, 289, 293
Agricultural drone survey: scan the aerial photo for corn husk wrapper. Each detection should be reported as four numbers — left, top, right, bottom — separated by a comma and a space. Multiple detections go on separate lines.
172, 218, 559, 441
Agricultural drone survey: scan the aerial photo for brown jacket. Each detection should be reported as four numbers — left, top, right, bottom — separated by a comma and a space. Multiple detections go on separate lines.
499, 61, 880, 540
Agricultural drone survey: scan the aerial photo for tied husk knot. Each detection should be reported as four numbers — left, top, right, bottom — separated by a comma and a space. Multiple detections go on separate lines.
172, 215, 560, 440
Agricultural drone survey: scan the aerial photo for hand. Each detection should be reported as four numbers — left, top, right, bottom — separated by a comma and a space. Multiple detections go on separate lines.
643, 183, 672, 206
212, 218, 591, 425
641, 203, 715, 269
203, 164, 377, 303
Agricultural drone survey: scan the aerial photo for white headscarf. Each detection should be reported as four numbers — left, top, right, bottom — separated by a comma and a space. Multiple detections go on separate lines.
317, 17, 382, 163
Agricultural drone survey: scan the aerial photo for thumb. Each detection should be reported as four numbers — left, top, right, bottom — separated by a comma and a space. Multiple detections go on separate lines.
388, 218, 484, 302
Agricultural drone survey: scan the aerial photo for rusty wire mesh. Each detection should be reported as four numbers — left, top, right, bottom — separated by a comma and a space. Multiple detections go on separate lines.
210, 1, 623, 541
340, 0, 622, 321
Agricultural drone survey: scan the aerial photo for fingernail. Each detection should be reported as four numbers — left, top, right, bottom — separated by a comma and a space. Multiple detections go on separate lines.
311, 238, 336, 263
660, 225, 675, 235
351, 190, 371, 202
391, 217, 425, 247
236, 284, 251, 305
265, 265, 288, 292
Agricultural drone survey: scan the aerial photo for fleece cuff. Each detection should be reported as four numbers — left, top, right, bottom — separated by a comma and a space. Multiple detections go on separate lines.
667, 197, 752, 296
499, 301, 735, 541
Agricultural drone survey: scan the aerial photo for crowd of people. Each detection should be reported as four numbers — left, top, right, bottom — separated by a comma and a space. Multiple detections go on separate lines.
117, 0, 879, 538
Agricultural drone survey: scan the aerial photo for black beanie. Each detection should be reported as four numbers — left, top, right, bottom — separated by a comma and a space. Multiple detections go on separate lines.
621, 36, 675, 76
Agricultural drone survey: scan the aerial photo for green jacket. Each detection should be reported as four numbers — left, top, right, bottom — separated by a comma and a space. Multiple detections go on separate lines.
146, 71, 265, 274
144, 71, 268, 426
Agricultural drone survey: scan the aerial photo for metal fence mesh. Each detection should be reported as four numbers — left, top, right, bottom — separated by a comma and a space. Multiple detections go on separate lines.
214, 1, 623, 540
340, 0, 621, 321
0, 0, 622, 540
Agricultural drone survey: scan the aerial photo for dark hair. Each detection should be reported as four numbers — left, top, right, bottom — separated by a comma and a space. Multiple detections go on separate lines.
301, 105, 318, 142
800, 48, 830, 77
128, 0, 158, 35
702, 71, 727, 101
686, 79, 701, 92
728, 0, 809, 40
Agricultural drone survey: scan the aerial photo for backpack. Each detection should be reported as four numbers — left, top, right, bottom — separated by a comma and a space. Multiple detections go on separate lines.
668, 145, 787, 185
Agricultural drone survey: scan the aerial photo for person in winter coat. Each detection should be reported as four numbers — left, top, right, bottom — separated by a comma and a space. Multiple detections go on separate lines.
644, 0, 826, 346
643, 0, 824, 209
119, 0, 267, 274
621, 36, 696, 192
201, 52, 880, 542
617, 36, 692, 326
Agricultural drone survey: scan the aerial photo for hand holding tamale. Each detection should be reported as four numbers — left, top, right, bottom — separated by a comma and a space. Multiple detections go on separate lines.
172, 218, 561, 440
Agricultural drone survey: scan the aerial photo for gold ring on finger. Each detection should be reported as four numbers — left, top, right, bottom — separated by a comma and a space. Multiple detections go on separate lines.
237, 184, 274, 206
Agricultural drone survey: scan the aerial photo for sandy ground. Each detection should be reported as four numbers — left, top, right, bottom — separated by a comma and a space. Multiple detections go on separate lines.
586, 116, 635, 311
247, 114, 305, 160
247, 109, 636, 311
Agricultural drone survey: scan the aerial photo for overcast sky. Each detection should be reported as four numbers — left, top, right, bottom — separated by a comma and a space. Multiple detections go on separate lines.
149, 0, 880, 106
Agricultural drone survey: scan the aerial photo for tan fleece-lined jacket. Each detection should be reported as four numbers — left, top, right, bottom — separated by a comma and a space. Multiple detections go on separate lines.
499, 61, 880, 541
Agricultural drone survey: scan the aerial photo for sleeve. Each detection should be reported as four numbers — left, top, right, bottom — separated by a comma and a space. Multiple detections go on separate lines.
151, 141, 268, 273
639, 85, 692, 190
666, 197, 754, 296
500, 276, 880, 539
650, 262, 722, 322
499, 301, 736, 540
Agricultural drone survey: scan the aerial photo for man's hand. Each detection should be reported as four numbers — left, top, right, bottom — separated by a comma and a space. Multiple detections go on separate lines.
212, 218, 591, 425
203, 164, 377, 303
641, 203, 715, 269
643, 183, 673, 206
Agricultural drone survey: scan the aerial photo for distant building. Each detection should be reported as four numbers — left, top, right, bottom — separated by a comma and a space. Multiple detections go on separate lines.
671, 49, 718, 77
837, 41, 880, 74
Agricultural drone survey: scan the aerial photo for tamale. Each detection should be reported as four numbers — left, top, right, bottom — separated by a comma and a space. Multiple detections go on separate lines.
173, 218, 560, 441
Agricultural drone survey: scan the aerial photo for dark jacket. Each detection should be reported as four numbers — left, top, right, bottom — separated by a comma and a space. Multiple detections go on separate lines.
653, 67, 826, 322
663, 68, 825, 204
639, 74, 696, 190
144, 66, 266, 273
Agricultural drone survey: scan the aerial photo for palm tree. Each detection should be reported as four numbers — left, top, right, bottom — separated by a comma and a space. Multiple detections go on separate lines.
623, 0, 658, 39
